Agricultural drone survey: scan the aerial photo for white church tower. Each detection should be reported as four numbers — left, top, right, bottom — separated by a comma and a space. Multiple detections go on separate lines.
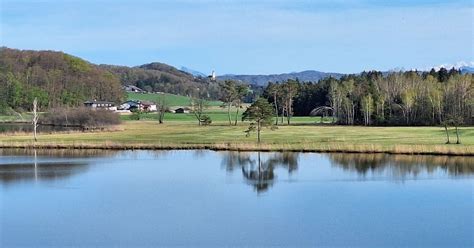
210, 70, 216, 81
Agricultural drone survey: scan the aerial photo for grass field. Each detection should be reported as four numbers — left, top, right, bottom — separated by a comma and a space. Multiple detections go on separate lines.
121, 107, 321, 123
127, 92, 223, 107
1, 120, 473, 155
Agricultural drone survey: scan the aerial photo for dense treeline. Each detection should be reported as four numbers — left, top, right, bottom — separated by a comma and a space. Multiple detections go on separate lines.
0, 48, 124, 112
263, 69, 473, 126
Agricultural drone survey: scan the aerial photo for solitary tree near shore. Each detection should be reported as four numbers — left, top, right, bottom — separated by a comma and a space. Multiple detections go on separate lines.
190, 98, 209, 126
156, 96, 168, 124
233, 84, 249, 126
242, 98, 275, 143
32, 97, 39, 142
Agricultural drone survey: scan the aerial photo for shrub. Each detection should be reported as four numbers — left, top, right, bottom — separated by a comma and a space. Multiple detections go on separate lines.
43, 108, 121, 128
200, 115, 212, 126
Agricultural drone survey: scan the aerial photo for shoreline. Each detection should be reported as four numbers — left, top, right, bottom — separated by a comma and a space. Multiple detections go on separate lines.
0, 142, 472, 156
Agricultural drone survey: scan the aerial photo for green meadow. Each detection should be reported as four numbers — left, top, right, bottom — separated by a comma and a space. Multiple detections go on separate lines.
1, 118, 473, 155
127, 92, 223, 107
1, 93, 472, 155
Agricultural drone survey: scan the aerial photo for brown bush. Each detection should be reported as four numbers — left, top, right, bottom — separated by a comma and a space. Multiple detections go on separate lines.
43, 108, 121, 128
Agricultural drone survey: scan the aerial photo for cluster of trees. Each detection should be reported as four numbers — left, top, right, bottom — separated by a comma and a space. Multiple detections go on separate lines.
263, 69, 473, 126
0, 48, 124, 112
262, 80, 301, 125
220, 80, 250, 125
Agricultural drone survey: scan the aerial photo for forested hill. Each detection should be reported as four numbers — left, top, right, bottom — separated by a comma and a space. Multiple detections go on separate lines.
99, 62, 222, 99
0, 47, 123, 111
0, 48, 222, 112
218, 70, 344, 86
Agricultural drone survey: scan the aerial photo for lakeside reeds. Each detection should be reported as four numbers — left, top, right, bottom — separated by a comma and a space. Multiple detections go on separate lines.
0, 141, 472, 156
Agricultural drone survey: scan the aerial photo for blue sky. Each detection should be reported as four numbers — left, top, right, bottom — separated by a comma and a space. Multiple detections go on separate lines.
1, 0, 473, 74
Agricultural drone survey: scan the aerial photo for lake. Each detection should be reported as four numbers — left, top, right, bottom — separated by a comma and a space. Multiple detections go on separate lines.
1, 149, 472, 247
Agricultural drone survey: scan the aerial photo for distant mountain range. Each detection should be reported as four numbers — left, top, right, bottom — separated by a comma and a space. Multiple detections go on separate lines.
460, 66, 474, 74
180, 66, 207, 77
217, 66, 474, 86
217, 70, 344, 86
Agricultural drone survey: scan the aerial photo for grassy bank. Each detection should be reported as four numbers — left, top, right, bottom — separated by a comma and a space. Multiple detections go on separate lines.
1, 121, 473, 155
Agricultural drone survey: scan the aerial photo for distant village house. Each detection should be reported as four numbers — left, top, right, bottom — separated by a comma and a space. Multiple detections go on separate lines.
123, 85, 146, 93
174, 107, 190, 114
83, 100, 117, 111
119, 100, 157, 112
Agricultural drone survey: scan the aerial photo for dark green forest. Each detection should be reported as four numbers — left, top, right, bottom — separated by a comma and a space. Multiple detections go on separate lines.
262, 70, 473, 126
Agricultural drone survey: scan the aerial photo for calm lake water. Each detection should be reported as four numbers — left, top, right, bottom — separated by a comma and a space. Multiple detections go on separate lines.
1, 149, 473, 247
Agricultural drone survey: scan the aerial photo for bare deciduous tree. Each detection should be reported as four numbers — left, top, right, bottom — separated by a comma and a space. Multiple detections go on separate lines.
32, 97, 39, 142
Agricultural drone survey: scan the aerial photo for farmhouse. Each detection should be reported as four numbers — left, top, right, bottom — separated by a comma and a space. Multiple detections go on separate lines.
174, 107, 190, 114
120, 100, 157, 112
83, 100, 117, 111
141, 101, 157, 112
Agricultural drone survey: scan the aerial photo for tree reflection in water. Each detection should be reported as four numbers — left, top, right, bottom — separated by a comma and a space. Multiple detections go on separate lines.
0, 149, 118, 186
221, 151, 299, 193
327, 153, 474, 179
0, 161, 90, 185
221, 151, 473, 191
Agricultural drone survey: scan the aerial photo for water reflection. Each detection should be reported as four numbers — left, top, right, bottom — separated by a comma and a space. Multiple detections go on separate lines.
2, 150, 472, 246
221, 152, 299, 193
328, 153, 474, 179
0, 149, 118, 186
221, 151, 473, 192
0, 161, 90, 185
1, 149, 473, 188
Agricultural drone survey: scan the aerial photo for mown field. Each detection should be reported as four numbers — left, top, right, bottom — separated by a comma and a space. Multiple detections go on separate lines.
1, 118, 473, 155
127, 92, 223, 107
120, 109, 319, 123
1, 99, 472, 155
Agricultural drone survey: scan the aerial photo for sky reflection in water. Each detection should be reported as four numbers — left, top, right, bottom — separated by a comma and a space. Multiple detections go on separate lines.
1, 149, 472, 247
